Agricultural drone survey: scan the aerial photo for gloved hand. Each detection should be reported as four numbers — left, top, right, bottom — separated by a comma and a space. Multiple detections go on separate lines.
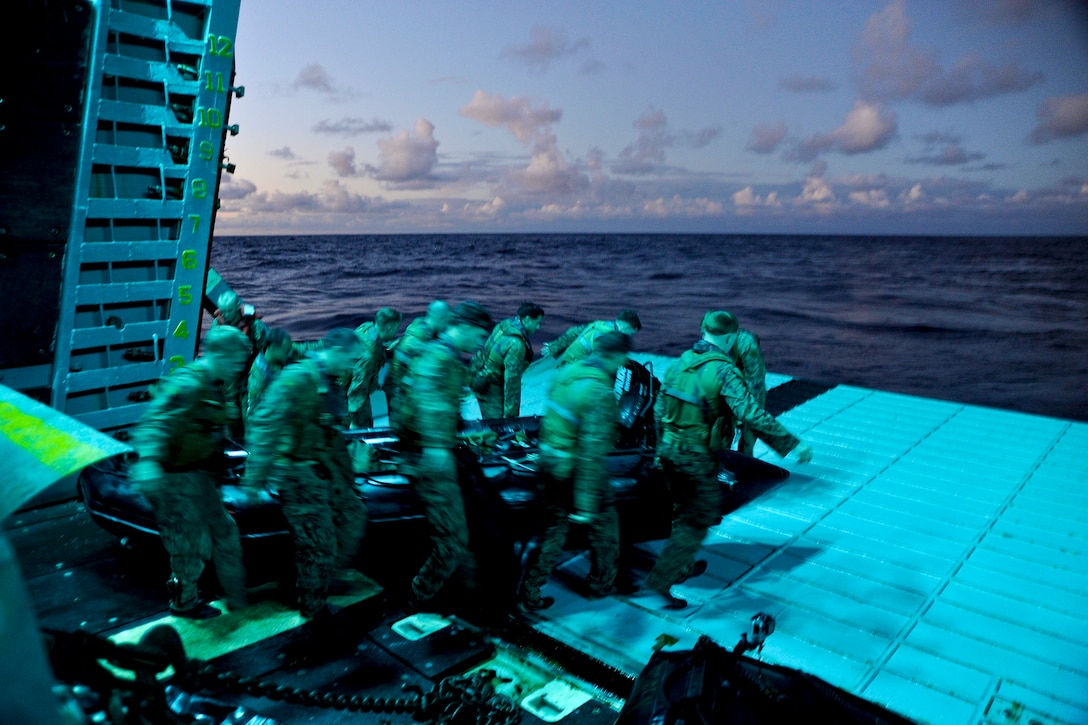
541, 343, 554, 358
792, 442, 814, 464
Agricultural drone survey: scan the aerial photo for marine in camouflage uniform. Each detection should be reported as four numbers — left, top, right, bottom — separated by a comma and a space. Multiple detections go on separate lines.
470, 303, 544, 419
518, 331, 632, 610
128, 325, 252, 619
347, 308, 402, 429
213, 291, 269, 435
243, 329, 367, 617
394, 302, 492, 605
244, 327, 292, 421
644, 310, 812, 609
384, 300, 451, 429
543, 309, 641, 368
730, 328, 767, 456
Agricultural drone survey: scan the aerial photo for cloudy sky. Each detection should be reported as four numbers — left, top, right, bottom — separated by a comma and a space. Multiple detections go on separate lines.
215, 0, 1088, 236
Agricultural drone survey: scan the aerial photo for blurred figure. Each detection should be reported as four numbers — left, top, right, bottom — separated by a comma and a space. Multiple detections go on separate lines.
244, 327, 293, 420
730, 327, 768, 456
348, 307, 403, 429
470, 301, 544, 418
129, 325, 252, 619
384, 300, 451, 427
518, 331, 632, 612
394, 301, 492, 607
543, 309, 641, 367
213, 291, 269, 436
645, 310, 813, 610
243, 329, 367, 618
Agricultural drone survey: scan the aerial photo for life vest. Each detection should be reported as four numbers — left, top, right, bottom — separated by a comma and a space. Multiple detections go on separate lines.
540, 361, 616, 454
659, 349, 733, 452
153, 365, 229, 470
471, 318, 533, 391
559, 320, 616, 366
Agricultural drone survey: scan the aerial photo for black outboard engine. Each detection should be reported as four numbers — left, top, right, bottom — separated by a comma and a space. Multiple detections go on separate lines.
615, 360, 659, 448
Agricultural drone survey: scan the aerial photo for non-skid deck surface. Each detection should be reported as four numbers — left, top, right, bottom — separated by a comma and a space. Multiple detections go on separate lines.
522, 379, 1088, 725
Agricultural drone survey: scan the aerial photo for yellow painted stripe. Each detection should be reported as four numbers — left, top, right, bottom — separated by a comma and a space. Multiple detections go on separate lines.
0, 402, 113, 477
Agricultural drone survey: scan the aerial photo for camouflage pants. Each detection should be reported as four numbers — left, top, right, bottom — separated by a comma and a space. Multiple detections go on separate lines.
474, 387, 504, 419
519, 467, 619, 604
401, 450, 476, 602
145, 469, 246, 609
736, 388, 767, 456
348, 392, 374, 430
275, 456, 367, 613
644, 444, 723, 593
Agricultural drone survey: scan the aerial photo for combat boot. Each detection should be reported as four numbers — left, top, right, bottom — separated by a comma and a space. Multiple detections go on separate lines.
298, 587, 330, 619
167, 577, 220, 620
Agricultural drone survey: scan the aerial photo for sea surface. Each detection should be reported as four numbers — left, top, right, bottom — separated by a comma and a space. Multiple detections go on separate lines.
210, 234, 1088, 423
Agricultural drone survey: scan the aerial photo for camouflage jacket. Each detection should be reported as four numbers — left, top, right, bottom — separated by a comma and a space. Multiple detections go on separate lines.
470, 317, 534, 416
655, 340, 798, 458
384, 316, 436, 395
539, 357, 619, 515
347, 322, 387, 412
731, 328, 767, 403
244, 352, 283, 420
558, 320, 618, 367
244, 356, 349, 483
212, 314, 269, 358
131, 361, 229, 472
396, 337, 469, 450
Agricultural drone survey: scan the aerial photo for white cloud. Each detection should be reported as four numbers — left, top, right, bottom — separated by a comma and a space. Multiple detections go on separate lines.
641, 195, 724, 217
853, 0, 1041, 106
835, 100, 898, 153
732, 186, 782, 213
463, 197, 506, 217
901, 183, 926, 205
848, 189, 891, 207
368, 119, 440, 185
503, 146, 588, 197
242, 180, 378, 214
460, 90, 562, 146
797, 175, 836, 206
788, 100, 897, 161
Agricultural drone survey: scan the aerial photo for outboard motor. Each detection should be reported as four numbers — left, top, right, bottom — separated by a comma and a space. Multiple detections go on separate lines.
615, 360, 659, 448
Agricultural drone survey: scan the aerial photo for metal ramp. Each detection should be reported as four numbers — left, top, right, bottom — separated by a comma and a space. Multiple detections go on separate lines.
1, 0, 242, 435
521, 376, 1088, 725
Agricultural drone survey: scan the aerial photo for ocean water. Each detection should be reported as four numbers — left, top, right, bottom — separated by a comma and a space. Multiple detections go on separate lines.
210, 234, 1088, 422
